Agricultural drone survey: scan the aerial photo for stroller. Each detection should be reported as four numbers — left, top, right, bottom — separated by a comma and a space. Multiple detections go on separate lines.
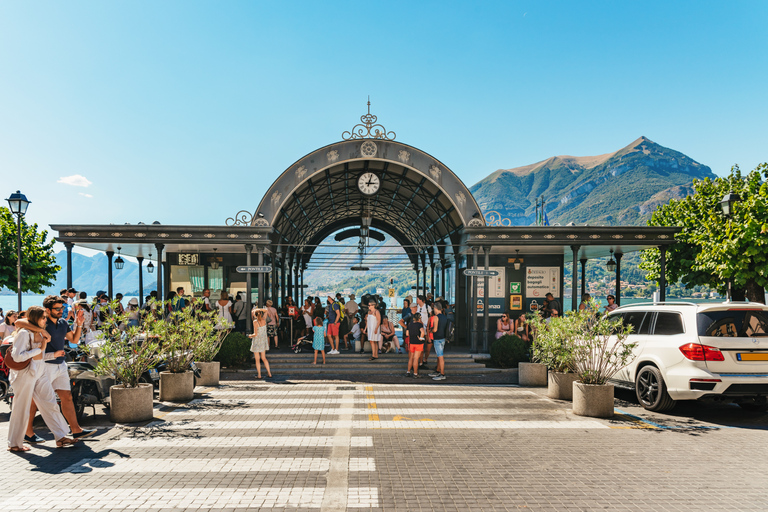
291, 334, 314, 353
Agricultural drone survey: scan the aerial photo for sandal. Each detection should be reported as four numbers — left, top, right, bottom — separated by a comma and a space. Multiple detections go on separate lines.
369, 357, 378, 361
7, 446, 30, 452
56, 438, 78, 448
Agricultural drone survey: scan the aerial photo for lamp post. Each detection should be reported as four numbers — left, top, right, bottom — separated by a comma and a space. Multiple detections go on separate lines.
5, 190, 31, 311
720, 191, 742, 300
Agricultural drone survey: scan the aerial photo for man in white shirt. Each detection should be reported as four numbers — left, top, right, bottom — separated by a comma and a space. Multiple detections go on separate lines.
416, 295, 432, 369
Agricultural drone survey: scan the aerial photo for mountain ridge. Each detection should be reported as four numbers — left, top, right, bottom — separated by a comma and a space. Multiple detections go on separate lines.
471, 136, 714, 226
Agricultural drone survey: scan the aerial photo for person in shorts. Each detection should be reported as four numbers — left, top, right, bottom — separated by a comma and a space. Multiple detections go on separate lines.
326, 295, 341, 354
405, 313, 425, 378
429, 302, 449, 381
265, 300, 280, 349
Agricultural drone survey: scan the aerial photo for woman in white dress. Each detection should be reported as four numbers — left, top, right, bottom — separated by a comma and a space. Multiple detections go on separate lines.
301, 299, 313, 337
7, 306, 76, 451
215, 292, 234, 330
367, 300, 382, 361
249, 309, 272, 379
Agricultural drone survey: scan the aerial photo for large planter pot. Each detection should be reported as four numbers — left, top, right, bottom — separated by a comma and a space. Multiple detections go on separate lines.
547, 371, 579, 400
518, 362, 548, 387
195, 361, 220, 387
572, 381, 615, 418
159, 371, 195, 402
110, 383, 154, 423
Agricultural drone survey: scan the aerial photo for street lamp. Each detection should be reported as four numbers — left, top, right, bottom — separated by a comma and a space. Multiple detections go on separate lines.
719, 192, 741, 218
5, 190, 31, 311
512, 250, 521, 271
147, 252, 155, 273
114, 246, 125, 270
606, 249, 617, 273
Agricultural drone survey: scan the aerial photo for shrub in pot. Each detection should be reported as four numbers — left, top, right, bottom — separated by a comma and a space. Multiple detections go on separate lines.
568, 301, 636, 418
517, 325, 548, 387
149, 298, 225, 402
93, 301, 160, 423
529, 311, 578, 400
193, 306, 230, 386
489, 335, 528, 368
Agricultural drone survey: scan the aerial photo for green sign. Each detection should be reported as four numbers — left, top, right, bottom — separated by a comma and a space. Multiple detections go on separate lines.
510, 282, 522, 294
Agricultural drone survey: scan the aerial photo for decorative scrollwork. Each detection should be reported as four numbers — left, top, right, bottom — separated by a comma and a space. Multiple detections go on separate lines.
342, 99, 396, 140
225, 210, 254, 227
467, 218, 484, 227
484, 211, 512, 227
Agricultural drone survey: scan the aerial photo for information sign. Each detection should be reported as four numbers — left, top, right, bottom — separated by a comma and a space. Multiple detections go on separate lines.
525, 267, 560, 298
236, 266, 272, 273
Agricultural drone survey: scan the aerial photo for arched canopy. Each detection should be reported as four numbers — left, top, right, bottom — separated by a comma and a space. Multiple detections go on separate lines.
251, 139, 484, 268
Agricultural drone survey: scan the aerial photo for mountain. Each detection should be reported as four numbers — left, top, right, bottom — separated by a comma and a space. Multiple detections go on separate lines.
39, 251, 156, 296
471, 137, 715, 226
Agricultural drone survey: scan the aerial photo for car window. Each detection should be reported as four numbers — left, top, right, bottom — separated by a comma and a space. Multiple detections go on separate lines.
697, 310, 768, 337
621, 311, 648, 335
653, 312, 684, 335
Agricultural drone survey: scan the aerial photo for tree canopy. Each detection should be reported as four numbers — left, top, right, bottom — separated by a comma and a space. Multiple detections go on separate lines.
0, 207, 60, 293
641, 163, 768, 303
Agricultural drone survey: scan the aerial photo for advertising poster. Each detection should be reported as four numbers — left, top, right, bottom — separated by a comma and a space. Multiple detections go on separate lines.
525, 267, 560, 299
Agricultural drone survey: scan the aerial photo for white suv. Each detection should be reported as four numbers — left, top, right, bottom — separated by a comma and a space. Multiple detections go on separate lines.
608, 301, 768, 412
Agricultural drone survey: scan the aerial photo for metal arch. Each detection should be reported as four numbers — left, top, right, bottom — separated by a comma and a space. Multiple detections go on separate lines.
253, 139, 485, 228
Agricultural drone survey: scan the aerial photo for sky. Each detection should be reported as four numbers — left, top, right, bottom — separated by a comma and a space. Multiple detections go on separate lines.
1, 1, 766, 257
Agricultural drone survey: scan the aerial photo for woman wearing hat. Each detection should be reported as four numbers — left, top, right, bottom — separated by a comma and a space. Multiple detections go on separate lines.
126, 298, 140, 328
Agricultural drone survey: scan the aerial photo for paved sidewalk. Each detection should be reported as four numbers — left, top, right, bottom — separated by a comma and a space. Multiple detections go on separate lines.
1, 380, 767, 511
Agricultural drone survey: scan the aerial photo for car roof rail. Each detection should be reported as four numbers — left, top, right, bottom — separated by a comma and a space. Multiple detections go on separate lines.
616, 301, 699, 308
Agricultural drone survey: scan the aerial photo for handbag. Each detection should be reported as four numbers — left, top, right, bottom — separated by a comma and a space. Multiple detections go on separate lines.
1, 336, 31, 371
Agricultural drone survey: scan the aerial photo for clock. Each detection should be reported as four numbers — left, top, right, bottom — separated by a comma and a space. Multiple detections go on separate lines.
357, 172, 380, 196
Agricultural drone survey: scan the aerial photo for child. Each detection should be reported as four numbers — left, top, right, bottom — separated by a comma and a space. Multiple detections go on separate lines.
312, 317, 326, 365
343, 316, 361, 351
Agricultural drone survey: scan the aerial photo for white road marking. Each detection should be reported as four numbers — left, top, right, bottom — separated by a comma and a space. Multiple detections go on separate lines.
58, 456, 375, 474
144, 419, 607, 430
320, 390, 355, 512
163, 406, 553, 417
109, 435, 373, 448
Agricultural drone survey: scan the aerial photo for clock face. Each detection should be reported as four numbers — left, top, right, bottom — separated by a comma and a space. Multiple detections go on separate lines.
358, 172, 380, 195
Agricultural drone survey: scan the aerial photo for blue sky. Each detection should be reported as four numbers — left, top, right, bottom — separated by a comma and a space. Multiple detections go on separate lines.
1, 0, 766, 254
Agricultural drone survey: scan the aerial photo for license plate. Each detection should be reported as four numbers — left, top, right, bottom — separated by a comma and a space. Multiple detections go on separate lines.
149, 369, 159, 379
736, 353, 768, 361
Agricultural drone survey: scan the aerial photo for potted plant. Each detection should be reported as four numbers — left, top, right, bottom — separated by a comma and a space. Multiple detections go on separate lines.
518, 321, 548, 387
568, 301, 636, 418
150, 298, 217, 402
93, 301, 160, 423
529, 313, 578, 400
192, 300, 230, 386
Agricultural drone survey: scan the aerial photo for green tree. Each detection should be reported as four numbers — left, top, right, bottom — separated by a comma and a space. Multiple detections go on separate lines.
641, 164, 768, 303
0, 207, 60, 293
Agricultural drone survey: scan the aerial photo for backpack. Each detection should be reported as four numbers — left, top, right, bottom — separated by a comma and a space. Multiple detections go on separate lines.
444, 319, 455, 343
335, 301, 345, 320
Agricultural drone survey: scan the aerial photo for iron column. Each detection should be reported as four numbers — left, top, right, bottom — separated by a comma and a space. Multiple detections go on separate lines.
257, 246, 265, 308
65, 242, 74, 289
659, 246, 667, 302
471, 246, 479, 353
106, 251, 114, 299
155, 244, 164, 303
571, 245, 580, 311
137, 256, 144, 307
245, 244, 253, 334
482, 246, 490, 353
580, 258, 588, 301
615, 252, 623, 306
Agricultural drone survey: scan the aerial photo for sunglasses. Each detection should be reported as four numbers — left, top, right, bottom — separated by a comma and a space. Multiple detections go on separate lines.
51, 306, 64, 311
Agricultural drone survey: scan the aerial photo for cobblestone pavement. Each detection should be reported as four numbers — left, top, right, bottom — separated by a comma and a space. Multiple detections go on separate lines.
1, 380, 768, 511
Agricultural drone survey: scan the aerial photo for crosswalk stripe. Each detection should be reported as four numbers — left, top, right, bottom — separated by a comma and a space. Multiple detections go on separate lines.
109, 436, 374, 448
59, 456, 376, 474
163, 407, 556, 417
0, 487, 379, 509
144, 419, 608, 430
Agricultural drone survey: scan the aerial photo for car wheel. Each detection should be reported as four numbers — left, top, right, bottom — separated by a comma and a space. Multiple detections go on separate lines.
635, 365, 676, 412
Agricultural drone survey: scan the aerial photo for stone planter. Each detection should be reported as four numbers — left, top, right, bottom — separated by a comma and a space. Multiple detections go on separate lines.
547, 371, 579, 400
159, 371, 195, 402
572, 381, 615, 418
110, 383, 154, 423
195, 361, 220, 387
518, 362, 548, 387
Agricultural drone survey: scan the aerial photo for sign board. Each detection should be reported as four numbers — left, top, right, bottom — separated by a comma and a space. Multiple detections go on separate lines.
510, 282, 521, 294
525, 267, 560, 298
177, 253, 199, 266
510, 295, 523, 310
236, 266, 272, 273
464, 269, 499, 277
476, 267, 505, 299
388, 288, 395, 297
476, 298, 506, 313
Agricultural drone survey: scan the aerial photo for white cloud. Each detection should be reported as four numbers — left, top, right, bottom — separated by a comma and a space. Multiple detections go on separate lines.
58, 174, 93, 187
78, 193, 93, 198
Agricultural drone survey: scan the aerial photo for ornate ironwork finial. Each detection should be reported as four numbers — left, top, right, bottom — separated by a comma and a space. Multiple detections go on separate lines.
342, 98, 396, 141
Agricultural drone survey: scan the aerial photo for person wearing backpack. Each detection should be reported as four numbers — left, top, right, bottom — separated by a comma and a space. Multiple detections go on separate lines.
326, 295, 342, 354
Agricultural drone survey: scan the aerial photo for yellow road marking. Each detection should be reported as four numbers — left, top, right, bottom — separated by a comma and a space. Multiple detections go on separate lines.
368, 414, 380, 421
392, 415, 435, 422
611, 414, 658, 429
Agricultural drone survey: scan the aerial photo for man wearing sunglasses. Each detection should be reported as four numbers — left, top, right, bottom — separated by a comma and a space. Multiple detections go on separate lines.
15, 295, 95, 442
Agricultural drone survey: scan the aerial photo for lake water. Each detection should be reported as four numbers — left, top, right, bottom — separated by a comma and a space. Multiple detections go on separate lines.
0, 295, 140, 314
